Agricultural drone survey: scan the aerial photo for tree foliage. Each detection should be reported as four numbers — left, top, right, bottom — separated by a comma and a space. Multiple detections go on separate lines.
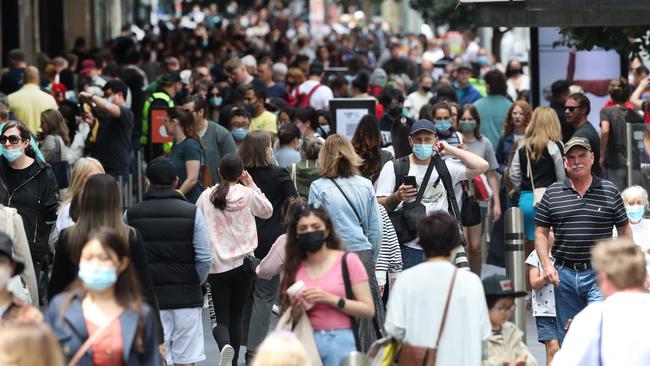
409, 0, 478, 30
557, 27, 650, 57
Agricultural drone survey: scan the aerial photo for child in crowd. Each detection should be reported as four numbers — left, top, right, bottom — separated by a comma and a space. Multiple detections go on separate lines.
483, 274, 537, 366
526, 250, 559, 366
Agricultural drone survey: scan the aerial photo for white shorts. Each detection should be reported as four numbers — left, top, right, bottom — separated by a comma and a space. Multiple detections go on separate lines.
161, 308, 206, 364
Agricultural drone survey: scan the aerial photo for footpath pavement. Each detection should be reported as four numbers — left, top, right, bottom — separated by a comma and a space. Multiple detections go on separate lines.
198, 264, 546, 365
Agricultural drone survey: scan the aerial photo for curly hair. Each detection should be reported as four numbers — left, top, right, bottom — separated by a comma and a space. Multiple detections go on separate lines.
503, 100, 532, 136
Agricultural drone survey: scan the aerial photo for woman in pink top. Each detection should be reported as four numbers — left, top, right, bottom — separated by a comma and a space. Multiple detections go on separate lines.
281, 206, 374, 366
196, 153, 272, 365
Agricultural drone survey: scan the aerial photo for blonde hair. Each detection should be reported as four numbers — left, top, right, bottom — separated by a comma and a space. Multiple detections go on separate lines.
318, 134, 362, 178
592, 238, 647, 290
251, 332, 312, 366
0, 322, 65, 366
621, 185, 649, 208
523, 107, 562, 160
58, 157, 105, 213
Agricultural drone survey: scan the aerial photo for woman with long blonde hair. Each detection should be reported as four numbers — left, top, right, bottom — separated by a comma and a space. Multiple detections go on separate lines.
0, 321, 65, 366
308, 134, 383, 352
509, 107, 565, 246
55, 157, 105, 234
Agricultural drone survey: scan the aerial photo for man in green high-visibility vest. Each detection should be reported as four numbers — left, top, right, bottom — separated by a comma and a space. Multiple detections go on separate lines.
141, 72, 182, 161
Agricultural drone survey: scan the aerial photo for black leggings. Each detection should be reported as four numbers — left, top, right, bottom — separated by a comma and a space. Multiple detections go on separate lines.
207, 265, 253, 366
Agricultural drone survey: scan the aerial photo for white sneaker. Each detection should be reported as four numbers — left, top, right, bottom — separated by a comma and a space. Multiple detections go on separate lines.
219, 344, 235, 366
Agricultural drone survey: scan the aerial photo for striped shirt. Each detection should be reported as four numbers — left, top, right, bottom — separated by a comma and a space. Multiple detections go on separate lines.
535, 176, 628, 262
376, 204, 402, 277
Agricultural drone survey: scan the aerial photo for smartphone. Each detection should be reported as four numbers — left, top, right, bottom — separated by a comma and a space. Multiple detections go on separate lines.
403, 175, 417, 189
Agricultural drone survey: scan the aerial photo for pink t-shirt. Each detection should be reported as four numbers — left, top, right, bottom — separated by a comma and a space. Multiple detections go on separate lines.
295, 251, 368, 330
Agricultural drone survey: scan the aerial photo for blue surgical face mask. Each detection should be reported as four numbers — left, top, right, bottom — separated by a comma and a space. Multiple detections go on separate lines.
478, 55, 489, 66
78, 265, 117, 292
232, 128, 248, 141
412, 144, 433, 160
209, 96, 223, 107
626, 204, 645, 223
435, 119, 452, 133
2, 147, 23, 163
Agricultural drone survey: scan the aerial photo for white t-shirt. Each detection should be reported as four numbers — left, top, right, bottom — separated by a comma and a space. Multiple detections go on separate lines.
295, 80, 334, 111
375, 157, 467, 248
385, 261, 491, 366
525, 251, 556, 317
631, 219, 650, 253
553, 292, 650, 366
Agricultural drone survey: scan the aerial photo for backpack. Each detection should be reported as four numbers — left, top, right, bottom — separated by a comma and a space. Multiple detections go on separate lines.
293, 83, 324, 108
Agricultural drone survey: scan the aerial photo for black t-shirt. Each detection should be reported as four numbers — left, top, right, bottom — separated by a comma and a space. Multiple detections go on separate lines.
5, 162, 35, 193
92, 105, 134, 175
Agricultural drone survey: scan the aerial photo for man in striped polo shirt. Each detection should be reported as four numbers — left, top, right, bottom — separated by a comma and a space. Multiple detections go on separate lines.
534, 136, 631, 343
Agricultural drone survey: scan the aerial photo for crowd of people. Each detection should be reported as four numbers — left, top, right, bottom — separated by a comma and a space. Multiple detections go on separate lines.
0, 1, 650, 365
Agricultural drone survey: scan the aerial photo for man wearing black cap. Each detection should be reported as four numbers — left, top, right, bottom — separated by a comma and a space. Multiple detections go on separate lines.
125, 156, 212, 366
292, 61, 334, 110
375, 119, 489, 269
79, 79, 134, 179
453, 62, 482, 106
535, 136, 631, 343
0, 232, 42, 323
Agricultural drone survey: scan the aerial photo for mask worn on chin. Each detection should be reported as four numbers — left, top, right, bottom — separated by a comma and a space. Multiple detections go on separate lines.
209, 96, 223, 107
0, 266, 11, 289
2, 147, 23, 163
626, 205, 645, 223
435, 119, 452, 133
78, 265, 118, 292
412, 144, 433, 160
231, 128, 248, 141
298, 230, 326, 253
388, 106, 402, 118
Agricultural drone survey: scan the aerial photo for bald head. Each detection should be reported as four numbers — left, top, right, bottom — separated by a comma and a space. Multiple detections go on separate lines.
24, 66, 39, 85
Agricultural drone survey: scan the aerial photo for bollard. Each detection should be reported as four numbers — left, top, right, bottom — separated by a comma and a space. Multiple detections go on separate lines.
504, 207, 526, 341
128, 174, 134, 207
137, 150, 143, 203
339, 351, 370, 366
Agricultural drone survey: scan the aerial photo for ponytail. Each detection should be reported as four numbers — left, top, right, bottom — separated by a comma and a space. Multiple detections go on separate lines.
210, 153, 244, 210
210, 182, 230, 210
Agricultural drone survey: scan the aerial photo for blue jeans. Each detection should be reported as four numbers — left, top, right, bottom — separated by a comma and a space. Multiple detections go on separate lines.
400, 245, 425, 270
313, 328, 356, 366
554, 264, 603, 343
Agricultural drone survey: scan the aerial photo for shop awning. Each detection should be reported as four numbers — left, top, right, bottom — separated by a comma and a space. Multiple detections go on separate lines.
459, 0, 650, 27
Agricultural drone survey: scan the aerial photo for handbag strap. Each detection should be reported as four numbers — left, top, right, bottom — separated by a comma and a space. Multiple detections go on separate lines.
525, 149, 536, 191
218, 186, 251, 258
415, 157, 436, 205
54, 136, 63, 163
68, 311, 123, 366
329, 178, 367, 236
341, 252, 362, 351
434, 268, 457, 349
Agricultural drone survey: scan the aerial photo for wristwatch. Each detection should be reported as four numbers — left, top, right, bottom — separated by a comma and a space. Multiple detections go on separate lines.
337, 297, 346, 309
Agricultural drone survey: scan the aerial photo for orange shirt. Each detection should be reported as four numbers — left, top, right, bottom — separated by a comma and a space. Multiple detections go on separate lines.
85, 317, 125, 366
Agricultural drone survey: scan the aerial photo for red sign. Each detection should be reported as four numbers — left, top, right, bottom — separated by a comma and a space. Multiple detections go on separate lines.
151, 109, 173, 144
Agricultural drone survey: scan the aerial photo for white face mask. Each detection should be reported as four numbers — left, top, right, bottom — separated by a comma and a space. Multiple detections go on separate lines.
0, 265, 12, 289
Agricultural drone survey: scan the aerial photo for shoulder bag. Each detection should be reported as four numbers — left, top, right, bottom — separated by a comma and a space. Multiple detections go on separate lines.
397, 268, 458, 366
51, 137, 70, 189
526, 150, 545, 208
460, 180, 481, 227
329, 178, 368, 237
341, 252, 362, 351
387, 158, 436, 244
223, 213, 260, 278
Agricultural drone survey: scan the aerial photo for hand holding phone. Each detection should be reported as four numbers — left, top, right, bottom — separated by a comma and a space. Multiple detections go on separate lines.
403, 175, 417, 189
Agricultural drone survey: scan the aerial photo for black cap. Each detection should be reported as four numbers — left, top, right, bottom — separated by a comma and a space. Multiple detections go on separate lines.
564, 136, 592, 155
454, 62, 473, 72
146, 157, 178, 186
160, 71, 182, 87
410, 119, 436, 135
103, 79, 129, 98
0, 233, 24, 276
308, 61, 324, 76
482, 274, 527, 298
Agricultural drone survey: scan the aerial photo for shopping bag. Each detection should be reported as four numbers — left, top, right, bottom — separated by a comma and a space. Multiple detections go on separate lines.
275, 309, 323, 366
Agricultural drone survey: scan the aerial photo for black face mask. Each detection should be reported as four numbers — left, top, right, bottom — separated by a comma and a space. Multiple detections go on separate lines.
298, 230, 326, 253
388, 106, 402, 118
422, 86, 432, 93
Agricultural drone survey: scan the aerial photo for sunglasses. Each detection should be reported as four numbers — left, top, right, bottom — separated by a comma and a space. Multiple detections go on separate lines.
0, 135, 23, 145
564, 106, 581, 112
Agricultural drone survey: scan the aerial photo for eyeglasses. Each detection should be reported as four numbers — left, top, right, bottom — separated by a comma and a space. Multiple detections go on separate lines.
564, 106, 581, 112
492, 304, 516, 313
0, 135, 23, 145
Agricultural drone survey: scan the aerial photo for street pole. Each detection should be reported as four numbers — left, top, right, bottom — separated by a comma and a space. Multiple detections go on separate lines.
504, 207, 526, 341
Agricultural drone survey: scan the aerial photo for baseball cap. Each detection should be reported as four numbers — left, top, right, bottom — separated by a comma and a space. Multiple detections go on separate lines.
482, 274, 527, 298
160, 71, 182, 87
564, 136, 592, 155
146, 157, 178, 186
80, 59, 97, 76
103, 79, 128, 98
0, 232, 24, 276
454, 62, 473, 72
410, 119, 436, 135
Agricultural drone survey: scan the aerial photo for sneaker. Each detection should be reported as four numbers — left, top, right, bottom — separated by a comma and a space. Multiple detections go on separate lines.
219, 344, 235, 366
272, 304, 281, 316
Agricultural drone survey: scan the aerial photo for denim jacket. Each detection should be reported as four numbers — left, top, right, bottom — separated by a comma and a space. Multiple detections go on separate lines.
45, 292, 161, 366
309, 176, 381, 259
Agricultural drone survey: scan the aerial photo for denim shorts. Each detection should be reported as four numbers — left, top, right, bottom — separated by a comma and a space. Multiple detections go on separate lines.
535, 316, 558, 343
313, 328, 356, 366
